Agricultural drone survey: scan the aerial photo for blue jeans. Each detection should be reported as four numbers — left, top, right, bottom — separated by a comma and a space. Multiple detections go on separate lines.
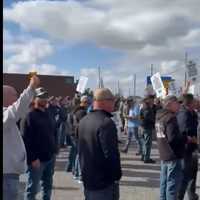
24, 157, 55, 200
142, 129, 153, 161
59, 123, 66, 146
3, 174, 21, 200
84, 182, 119, 200
74, 154, 81, 178
124, 127, 143, 153
178, 151, 199, 200
66, 136, 77, 172
160, 159, 182, 200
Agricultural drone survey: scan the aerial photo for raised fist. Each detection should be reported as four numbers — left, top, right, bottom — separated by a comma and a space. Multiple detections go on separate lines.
29, 75, 40, 89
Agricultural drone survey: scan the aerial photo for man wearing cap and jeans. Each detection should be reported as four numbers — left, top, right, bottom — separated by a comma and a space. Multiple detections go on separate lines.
66, 95, 88, 182
156, 95, 187, 200
78, 88, 122, 200
140, 95, 156, 163
122, 99, 143, 155
23, 87, 57, 200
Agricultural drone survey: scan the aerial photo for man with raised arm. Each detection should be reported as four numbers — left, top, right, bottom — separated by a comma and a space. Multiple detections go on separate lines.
3, 75, 40, 200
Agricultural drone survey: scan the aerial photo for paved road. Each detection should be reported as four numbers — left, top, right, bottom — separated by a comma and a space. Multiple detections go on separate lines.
20, 139, 200, 200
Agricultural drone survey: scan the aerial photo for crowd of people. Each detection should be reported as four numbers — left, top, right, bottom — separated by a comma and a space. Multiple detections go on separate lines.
3, 75, 200, 200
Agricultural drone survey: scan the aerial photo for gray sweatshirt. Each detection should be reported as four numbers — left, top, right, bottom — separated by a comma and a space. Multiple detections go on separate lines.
3, 86, 35, 174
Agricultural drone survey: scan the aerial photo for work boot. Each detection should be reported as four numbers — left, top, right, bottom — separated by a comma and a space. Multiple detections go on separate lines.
144, 159, 156, 164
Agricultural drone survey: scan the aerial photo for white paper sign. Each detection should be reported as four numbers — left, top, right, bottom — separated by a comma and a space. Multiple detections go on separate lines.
186, 61, 198, 83
168, 81, 178, 96
188, 85, 195, 95
150, 72, 166, 98
76, 76, 88, 93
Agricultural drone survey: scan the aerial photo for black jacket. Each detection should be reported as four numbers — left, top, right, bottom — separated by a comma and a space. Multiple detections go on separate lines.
156, 109, 187, 161
23, 109, 57, 165
78, 110, 122, 190
73, 106, 87, 138
47, 105, 64, 153
140, 105, 156, 130
47, 105, 61, 129
177, 105, 198, 154
73, 106, 87, 122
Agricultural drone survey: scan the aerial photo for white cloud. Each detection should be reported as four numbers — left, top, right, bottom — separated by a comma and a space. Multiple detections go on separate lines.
3, 29, 72, 76
3, 0, 200, 96
160, 60, 181, 74
4, 62, 71, 76
5, 36, 53, 64
80, 68, 98, 77
4, 0, 200, 51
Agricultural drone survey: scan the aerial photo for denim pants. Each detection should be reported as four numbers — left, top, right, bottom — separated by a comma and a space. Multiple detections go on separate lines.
24, 157, 55, 200
3, 174, 21, 200
160, 159, 182, 200
66, 136, 77, 172
124, 127, 143, 153
178, 151, 199, 200
74, 154, 81, 178
59, 123, 66, 146
84, 182, 119, 200
142, 129, 153, 161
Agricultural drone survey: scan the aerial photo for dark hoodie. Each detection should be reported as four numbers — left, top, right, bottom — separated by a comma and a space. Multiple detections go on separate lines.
73, 105, 87, 138
177, 105, 198, 154
156, 109, 187, 161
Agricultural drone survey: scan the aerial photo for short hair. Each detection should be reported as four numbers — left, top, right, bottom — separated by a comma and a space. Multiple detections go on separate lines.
93, 88, 114, 101
182, 93, 194, 106
163, 95, 178, 108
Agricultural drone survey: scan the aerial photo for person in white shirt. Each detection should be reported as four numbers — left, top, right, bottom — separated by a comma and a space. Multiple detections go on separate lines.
3, 75, 40, 200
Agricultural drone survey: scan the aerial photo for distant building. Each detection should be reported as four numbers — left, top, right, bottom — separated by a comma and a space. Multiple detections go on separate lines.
3, 73, 77, 98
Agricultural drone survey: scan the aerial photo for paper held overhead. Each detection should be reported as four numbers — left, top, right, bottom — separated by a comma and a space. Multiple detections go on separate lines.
186, 61, 199, 83
150, 72, 166, 98
76, 76, 88, 94
188, 85, 195, 95
168, 81, 178, 96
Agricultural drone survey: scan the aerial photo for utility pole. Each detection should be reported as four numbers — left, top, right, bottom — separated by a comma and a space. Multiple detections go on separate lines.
185, 52, 188, 87
133, 74, 136, 96
118, 80, 120, 95
98, 66, 101, 88
151, 64, 153, 76
132, 75, 134, 96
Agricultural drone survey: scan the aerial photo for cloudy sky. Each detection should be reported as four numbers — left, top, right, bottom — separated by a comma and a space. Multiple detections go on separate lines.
3, 0, 200, 96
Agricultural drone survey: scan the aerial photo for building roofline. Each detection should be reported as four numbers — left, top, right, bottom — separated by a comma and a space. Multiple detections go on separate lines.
3, 72, 74, 78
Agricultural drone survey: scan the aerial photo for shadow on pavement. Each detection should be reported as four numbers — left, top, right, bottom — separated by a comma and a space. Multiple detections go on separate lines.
122, 170, 160, 179
121, 157, 142, 161
52, 186, 79, 191
120, 169, 160, 187
120, 178, 160, 188
121, 163, 160, 171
